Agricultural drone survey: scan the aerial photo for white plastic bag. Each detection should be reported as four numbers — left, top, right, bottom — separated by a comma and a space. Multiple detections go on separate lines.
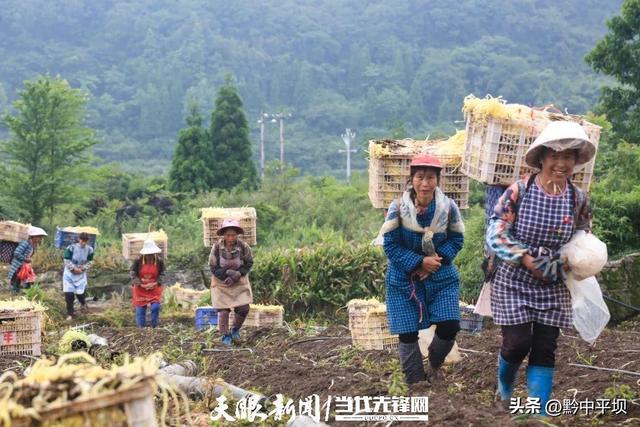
561, 230, 608, 279
418, 326, 462, 364
474, 282, 492, 317
565, 273, 610, 344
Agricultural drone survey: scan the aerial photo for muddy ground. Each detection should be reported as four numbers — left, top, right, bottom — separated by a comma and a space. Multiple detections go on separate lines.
3, 305, 638, 427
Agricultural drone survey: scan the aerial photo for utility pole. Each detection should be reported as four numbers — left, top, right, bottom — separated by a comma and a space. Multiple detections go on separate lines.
279, 116, 284, 164
339, 128, 357, 183
259, 111, 292, 173
257, 112, 265, 178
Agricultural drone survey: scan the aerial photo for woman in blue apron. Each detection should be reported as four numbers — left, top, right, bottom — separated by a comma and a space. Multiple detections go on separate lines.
380, 153, 465, 385
63, 232, 94, 321
486, 121, 595, 415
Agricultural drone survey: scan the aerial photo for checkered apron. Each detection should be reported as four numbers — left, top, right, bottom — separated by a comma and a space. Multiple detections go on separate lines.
491, 182, 574, 328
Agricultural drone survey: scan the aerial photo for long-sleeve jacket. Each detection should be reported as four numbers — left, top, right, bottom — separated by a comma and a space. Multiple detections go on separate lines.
8, 240, 33, 281
208, 239, 253, 280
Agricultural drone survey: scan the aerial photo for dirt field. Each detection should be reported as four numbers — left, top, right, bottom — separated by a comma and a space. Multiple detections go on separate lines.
3, 309, 637, 427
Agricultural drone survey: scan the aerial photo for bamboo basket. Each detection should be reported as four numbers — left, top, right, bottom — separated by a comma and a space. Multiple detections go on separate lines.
12, 380, 157, 427
0, 221, 29, 243
201, 207, 257, 246
0, 240, 19, 264
229, 304, 284, 328
122, 230, 168, 261
347, 299, 397, 351
462, 109, 601, 191
368, 140, 469, 210
0, 304, 43, 357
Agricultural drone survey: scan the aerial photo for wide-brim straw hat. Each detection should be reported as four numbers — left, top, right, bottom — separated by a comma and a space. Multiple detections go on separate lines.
217, 219, 244, 236
525, 121, 596, 169
28, 226, 48, 237
140, 239, 162, 255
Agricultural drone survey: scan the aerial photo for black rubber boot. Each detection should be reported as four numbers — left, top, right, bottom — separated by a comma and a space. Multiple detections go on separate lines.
428, 334, 455, 382
398, 342, 426, 384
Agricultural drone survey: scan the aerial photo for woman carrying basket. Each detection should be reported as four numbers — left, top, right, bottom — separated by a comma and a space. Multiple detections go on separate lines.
380, 153, 465, 385
486, 121, 595, 415
209, 219, 254, 345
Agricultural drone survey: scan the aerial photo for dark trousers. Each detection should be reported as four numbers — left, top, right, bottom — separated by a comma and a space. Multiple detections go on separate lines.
501, 322, 560, 367
10, 274, 30, 294
65, 292, 86, 316
217, 304, 250, 335
398, 320, 460, 343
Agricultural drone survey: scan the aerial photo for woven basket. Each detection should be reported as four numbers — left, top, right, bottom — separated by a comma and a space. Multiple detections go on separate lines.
201, 207, 257, 246
0, 221, 29, 243
12, 380, 157, 427
229, 304, 284, 328
368, 140, 469, 210
347, 300, 397, 351
0, 309, 42, 356
0, 240, 19, 264
462, 113, 601, 191
122, 231, 168, 261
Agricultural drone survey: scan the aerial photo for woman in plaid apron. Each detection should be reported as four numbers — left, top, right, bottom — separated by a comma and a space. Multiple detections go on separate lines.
380, 154, 465, 385
486, 121, 595, 415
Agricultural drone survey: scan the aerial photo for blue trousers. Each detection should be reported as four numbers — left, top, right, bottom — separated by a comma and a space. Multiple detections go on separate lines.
135, 303, 161, 327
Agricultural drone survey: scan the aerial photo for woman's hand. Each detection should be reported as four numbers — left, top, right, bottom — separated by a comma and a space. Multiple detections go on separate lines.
522, 254, 544, 280
421, 255, 442, 273
412, 267, 430, 281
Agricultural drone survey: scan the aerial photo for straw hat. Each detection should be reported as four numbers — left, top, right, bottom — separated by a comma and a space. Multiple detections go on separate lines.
140, 239, 162, 255
28, 226, 48, 237
217, 219, 244, 236
525, 121, 596, 169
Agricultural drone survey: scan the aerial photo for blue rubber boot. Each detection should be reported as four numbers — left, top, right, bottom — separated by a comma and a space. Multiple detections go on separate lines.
221, 334, 233, 346
231, 327, 241, 343
527, 365, 554, 416
497, 354, 521, 403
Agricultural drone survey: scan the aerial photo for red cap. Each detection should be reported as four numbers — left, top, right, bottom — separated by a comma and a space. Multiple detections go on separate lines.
410, 153, 443, 170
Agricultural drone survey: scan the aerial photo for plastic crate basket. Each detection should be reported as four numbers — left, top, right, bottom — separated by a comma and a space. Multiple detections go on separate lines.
229, 304, 284, 328
462, 112, 601, 191
460, 306, 484, 333
195, 307, 218, 330
368, 140, 470, 210
0, 309, 42, 356
347, 300, 397, 351
54, 227, 99, 249
201, 207, 257, 247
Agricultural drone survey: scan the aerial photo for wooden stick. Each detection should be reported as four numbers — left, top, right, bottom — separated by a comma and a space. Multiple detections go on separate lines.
458, 347, 492, 354
568, 363, 640, 377
290, 337, 350, 346
202, 348, 254, 354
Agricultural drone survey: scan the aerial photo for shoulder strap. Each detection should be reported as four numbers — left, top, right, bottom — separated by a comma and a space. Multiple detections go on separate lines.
514, 173, 538, 213
395, 198, 402, 227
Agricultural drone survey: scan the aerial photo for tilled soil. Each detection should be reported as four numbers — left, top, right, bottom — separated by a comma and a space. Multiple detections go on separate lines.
2, 314, 639, 426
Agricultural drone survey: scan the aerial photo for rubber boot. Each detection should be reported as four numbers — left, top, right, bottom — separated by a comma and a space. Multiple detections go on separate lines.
398, 342, 426, 384
427, 334, 455, 383
496, 354, 521, 410
527, 365, 554, 416
231, 327, 241, 343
